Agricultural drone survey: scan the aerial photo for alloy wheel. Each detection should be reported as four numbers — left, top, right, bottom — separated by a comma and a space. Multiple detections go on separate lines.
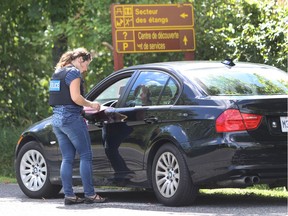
20, 149, 47, 191
155, 151, 180, 198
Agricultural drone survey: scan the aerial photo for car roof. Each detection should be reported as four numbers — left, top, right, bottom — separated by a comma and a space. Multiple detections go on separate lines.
119, 61, 276, 72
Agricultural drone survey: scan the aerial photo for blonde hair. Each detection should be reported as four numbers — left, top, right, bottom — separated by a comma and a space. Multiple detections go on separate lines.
55, 47, 91, 69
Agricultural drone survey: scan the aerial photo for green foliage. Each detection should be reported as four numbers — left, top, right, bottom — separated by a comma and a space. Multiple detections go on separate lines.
229, 1, 288, 70
0, 0, 287, 129
192, 0, 287, 71
0, 1, 52, 126
0, 126, 25, 177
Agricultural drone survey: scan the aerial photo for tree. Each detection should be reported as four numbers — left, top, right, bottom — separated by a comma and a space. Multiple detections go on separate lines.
192, 0, 288, 71
0, 0, 52, 125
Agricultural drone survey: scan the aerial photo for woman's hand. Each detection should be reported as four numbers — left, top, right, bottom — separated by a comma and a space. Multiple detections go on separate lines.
90, 101, 101, 111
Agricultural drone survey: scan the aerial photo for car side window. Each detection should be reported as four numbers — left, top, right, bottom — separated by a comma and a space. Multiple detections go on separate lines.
163, 78, 178, 105
124, 71, 178, 107
95, 77, 130, 106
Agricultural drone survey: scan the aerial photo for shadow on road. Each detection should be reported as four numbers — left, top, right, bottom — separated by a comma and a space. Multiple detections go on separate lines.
76, 189, 287, 207
1, 183, 286, 210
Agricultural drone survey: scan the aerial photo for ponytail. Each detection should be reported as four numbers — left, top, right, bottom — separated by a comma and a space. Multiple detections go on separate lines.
55, 48, 91, 69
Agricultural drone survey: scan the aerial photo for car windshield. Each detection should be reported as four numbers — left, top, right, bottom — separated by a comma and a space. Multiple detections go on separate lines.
182, 67, 288, 96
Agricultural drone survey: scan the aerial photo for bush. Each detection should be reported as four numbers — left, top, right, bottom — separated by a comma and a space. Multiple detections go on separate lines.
0, 126, 25, 177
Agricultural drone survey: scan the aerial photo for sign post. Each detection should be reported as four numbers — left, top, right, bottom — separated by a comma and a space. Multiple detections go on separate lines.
111, 4, 195, 70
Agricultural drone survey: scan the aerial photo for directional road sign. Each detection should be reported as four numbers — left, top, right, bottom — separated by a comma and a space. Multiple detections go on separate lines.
111, 4, 195, 53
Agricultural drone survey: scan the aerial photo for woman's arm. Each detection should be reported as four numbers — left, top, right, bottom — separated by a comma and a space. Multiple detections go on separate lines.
70, 78, 100, 110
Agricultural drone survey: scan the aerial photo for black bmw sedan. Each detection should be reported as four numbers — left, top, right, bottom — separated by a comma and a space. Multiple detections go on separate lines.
15, 60, 288, 206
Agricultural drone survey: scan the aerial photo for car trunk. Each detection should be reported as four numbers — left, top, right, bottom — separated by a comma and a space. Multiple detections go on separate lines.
235, 96, 287, 142
228, 96, 287, 184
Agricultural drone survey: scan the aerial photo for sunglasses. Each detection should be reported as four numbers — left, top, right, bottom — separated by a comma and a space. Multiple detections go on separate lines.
82, 53, 91, 62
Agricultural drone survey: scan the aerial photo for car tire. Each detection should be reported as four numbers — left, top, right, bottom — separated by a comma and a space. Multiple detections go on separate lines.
15, 141, 62, 198
152, 143, 198, 206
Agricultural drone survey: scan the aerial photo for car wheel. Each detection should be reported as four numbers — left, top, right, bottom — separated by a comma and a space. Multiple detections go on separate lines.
152, 143, 198, 206
15, 141, 62, 198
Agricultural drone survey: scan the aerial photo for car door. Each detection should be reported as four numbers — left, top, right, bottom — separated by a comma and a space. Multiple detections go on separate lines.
102, 70, 179, 184
85, 74, 133, 178
85, 69, 179, 184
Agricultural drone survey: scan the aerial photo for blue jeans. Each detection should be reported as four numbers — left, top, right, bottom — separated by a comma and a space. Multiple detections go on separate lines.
53, 115, 95, 197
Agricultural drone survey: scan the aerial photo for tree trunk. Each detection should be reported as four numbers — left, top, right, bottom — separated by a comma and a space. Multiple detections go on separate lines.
49, 0, 69, 67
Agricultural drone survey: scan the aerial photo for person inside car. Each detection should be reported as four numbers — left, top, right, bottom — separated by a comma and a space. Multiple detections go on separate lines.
126, 84, 152, 107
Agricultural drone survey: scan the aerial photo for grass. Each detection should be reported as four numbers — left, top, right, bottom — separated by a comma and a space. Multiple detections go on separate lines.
0, 176, 17, 184
200, 187, 288, 199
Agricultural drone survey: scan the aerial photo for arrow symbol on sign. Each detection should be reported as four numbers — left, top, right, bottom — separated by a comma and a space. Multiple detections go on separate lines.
137, 43, 143, 50
183, 36, 188, 46
180, 13, 188, 19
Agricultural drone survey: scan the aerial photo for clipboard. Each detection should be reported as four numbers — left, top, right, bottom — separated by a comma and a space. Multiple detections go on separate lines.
83, 106, 127, 123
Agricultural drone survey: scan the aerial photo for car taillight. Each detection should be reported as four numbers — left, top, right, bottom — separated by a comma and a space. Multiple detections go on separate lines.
216, 109, 262, 132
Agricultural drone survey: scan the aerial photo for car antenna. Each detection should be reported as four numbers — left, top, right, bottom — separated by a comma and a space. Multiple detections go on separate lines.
221, 58, 235, 68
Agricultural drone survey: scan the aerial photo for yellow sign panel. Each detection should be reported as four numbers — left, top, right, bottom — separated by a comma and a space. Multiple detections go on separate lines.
111, 4, 195, 53
116, 29, 195, 53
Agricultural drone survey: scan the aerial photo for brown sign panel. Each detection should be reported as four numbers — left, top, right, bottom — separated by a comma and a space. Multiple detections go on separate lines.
116, 29, 195, 53
111, 3, 195, 53
113, 4, 194, 28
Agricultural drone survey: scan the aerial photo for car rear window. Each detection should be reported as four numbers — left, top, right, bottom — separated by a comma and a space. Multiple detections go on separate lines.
183, 67, 288, 96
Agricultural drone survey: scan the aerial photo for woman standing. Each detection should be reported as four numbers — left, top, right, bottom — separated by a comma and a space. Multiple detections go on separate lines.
49, 47, 107, 205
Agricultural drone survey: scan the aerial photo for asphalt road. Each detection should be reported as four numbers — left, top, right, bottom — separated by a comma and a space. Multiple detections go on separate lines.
0, 183, 287, 216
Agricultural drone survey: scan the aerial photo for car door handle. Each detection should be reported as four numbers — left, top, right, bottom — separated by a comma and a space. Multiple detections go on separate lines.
144, 117, 158, 124
94, 122, 104, 128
